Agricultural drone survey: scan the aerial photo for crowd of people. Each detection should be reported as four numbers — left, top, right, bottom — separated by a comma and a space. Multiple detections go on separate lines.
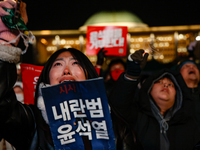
1, 0, 200, 150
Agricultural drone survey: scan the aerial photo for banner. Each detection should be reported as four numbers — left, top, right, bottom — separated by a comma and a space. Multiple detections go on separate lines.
86, 26, 127, 56
41, 78, 115, 150
20, 63, 43, 104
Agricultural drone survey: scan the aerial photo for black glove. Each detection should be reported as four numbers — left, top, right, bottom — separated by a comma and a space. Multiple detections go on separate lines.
126, 49, 149, 79
96, 48, 107, 66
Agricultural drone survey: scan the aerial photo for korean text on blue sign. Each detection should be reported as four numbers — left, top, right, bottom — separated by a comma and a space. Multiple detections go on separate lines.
41, 77, 115, 150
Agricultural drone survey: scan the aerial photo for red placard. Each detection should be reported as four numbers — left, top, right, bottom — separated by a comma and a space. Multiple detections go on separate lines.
86, 26, 127, 56
20, 63, 43, 104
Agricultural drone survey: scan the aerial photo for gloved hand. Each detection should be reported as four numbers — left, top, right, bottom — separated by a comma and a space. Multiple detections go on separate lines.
125, 49, 149, 79
0, 0, 28, 63
96, 48, 107, 66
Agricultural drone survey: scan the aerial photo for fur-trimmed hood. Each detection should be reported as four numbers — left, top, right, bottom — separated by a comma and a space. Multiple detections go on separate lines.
0, 45, 21, 63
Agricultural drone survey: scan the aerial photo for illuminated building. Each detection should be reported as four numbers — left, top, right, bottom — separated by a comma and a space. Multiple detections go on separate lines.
31, 11, 200, 67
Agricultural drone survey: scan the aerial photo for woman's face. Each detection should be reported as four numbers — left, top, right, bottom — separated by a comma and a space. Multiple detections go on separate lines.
49, 51, 86, 85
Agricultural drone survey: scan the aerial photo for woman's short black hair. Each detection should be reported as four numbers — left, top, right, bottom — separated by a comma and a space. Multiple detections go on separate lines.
34, 48, 99, 104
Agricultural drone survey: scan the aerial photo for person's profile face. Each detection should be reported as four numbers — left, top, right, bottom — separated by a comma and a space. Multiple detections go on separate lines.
49, 51, 86, 85
150, 77, 176, 110
180, 63, 200, 82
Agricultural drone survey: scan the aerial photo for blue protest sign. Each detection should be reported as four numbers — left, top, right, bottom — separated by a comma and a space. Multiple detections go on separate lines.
41, 77, 116, 150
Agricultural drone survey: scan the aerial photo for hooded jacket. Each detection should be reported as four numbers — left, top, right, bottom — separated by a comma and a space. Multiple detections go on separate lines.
109, 69, 200, 150
189, 86, 200, 131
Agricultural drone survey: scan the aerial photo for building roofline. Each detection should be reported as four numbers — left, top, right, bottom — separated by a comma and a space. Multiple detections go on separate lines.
32, 25, 200, 36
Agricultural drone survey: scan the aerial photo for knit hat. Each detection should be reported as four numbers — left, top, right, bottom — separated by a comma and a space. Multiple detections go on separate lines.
177, 60, 198, 71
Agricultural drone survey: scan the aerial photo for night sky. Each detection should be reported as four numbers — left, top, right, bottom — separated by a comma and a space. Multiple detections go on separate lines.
25, 0, 200, 31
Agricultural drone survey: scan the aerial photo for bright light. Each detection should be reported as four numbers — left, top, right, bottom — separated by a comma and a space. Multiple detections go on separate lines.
159, 55, 164, 59
130, 49, 135, 53
138, 37, 143, 42
52, 40, 56, 45
130, 44, 135, 48
130, 38, 135, 42
52, 35, 60, 45
196, 36, 200, 41
40, 30, 51, 35
183, 48, 187, 52
64, 45, 72, 49
168, 37, 172, 41
177, 47, 187, 53
154, 56, 158, 59
157, 36, 172, 41
154, 43, 158, 47
136, 44, 140, 48
75, 40, 80, 44
178, 34, 185, 40
159, 43, 164, 47
147, 38, 151, 42
60, 39, 66, 45
164, 37, 168, 41
165, 42, 169, 47
40, 38, 48, 45
55, 35, 60, 40
144, 49, 150, 53
69, 40, 74, 44
90, 56, 96, 61
47, 46, 57, 51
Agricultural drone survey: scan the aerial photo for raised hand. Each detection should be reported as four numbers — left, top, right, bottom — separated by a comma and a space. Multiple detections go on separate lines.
126, 49, 149, 79
96, 48, 108, 66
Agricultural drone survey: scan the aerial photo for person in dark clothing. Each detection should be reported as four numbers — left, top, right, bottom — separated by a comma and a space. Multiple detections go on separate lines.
178, 60, 199, 88
0, 0, 103, 149
178, 60, 200, 131
0, 47, 99, 149
104, 59, 126, 95
109, 49, 200, 150
101, 58, 126, 150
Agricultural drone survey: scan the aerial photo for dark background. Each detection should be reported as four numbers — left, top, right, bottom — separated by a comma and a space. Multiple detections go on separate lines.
25, 0, 200, 31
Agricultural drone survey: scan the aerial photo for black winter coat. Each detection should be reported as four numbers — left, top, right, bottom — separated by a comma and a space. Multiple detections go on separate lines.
190, 86, 200, 131
0, 60, 54, 150
109, 69, 200, 150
